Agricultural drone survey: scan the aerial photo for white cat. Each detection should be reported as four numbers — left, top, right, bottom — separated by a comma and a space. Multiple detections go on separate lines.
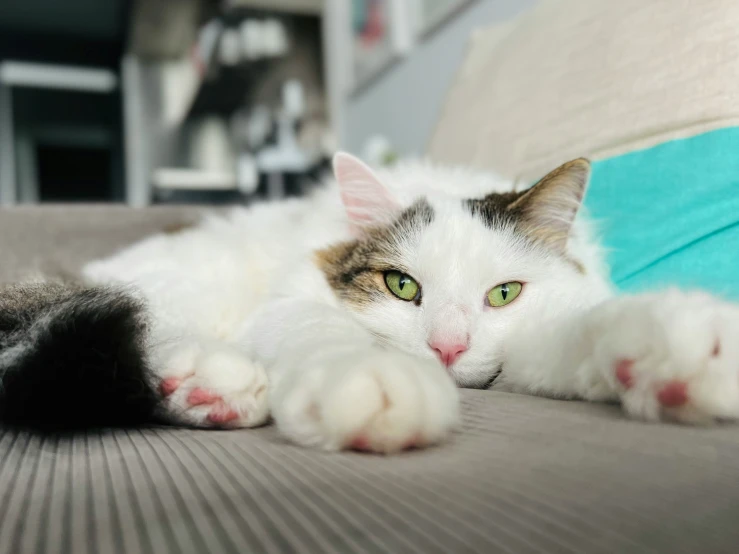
4, 153, 738, 449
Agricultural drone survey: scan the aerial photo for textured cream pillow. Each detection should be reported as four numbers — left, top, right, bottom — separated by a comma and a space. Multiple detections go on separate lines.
428, 0, 739, 181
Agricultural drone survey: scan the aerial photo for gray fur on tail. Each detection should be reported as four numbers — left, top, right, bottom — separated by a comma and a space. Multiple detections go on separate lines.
0, 281, 159, 430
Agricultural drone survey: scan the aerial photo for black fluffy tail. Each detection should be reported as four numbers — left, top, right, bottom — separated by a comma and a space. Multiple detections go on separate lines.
0, 282, 160, 430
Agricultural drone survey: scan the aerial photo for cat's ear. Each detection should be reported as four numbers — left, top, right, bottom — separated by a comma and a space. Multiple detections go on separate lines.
508, 158, 590, 250
333, 152, 400, 233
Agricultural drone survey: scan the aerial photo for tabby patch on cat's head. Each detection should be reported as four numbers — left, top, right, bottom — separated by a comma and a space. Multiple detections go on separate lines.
317, 153, 590, 309
467, 158, 590, 252
316, 199, 435, 308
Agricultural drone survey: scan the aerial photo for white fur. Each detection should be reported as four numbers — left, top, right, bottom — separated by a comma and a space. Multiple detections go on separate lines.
83, 154, 739, 452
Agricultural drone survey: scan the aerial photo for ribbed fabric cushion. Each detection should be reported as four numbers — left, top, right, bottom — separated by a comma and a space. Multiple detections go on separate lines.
2, 207, 739, 553
0, 205, 206, 285
2, 392, 739, 554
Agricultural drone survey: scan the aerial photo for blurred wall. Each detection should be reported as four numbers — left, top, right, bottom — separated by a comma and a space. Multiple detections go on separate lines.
344, 0, 537, 157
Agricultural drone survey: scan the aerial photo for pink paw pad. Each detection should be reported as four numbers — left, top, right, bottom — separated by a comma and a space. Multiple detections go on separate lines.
657, 381, 689, 407
712, 341, 721, 357
401, 434, 423, 451
615, 360, 635, 389
350, 436, 372, 452
160, 378, 181, 397
207, 406, 240, 424
187, 388, 221, 406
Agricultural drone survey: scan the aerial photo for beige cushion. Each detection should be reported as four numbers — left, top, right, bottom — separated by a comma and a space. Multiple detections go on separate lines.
429, 0, 739, 181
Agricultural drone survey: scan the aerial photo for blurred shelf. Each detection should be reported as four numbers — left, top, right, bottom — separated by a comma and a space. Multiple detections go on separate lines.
0, 61, 117, 92
225, 0, 323, 15
186, 62, 269, 119
152, 168, 237, 190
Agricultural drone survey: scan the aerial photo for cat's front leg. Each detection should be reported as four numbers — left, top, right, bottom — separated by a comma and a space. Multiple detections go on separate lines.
150, 334, 270, 428
507, 290, 739, 424
252, 301, 459, 453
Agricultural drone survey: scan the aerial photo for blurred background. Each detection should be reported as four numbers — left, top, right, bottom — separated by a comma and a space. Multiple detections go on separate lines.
0, 0, 530, 206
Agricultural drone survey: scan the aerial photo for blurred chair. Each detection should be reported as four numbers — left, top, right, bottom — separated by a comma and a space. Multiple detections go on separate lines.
0, 61, 119, 205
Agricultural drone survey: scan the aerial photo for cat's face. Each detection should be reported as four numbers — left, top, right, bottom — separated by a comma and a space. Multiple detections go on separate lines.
318, 154, 604, 388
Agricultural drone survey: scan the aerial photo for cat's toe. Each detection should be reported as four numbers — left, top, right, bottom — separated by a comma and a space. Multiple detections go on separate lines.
206, 405, 241, 425
186, 387, 222, 406
656, 381, 689, 407
156, 342, 270, 428
614, 360, 690, 409
159, 377, 182, 397
349, 432, 423, 453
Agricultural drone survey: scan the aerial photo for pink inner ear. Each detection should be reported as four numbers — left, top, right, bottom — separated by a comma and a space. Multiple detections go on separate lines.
333, 152, 399, 229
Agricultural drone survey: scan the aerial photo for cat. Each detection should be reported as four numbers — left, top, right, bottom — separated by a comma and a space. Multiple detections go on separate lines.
1, 152, 738, 452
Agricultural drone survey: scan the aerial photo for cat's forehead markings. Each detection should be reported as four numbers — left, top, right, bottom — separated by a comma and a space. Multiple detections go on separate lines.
315, 199, 435, 308
464, 191, 525, 230
393, 198, 435, 231
464, 190, 587, 274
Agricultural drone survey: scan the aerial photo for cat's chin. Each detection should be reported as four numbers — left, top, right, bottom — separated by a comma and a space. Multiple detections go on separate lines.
446, 362, 504, 390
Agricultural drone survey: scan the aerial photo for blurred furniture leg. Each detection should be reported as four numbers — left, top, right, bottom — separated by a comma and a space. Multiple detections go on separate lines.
15, 131, 38, 204
122, 54, 151, 207
266, 172, 285, 200
0, 84, 16, 206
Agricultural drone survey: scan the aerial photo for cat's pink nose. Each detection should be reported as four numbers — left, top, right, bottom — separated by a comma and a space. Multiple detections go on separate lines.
429, 341, 468, 367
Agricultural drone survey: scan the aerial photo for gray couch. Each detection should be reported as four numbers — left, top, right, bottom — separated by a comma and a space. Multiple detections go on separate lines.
2, 206, 739, 553
4, 0, 739, 549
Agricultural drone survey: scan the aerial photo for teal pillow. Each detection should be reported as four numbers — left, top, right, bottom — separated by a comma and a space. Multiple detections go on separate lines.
584, 126, 739, 300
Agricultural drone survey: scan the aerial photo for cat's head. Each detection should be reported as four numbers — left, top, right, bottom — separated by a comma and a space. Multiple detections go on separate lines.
317, 153, 610, 388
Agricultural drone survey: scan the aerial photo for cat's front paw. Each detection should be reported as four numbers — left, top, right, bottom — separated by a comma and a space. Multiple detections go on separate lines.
272, 349, 459, 453
597, 290, 739, 424
153, 339, 269, 428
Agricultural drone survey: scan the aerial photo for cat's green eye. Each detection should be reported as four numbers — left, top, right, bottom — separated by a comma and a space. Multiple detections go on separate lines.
384, 271, 420, 302
487, 282, 523, 307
